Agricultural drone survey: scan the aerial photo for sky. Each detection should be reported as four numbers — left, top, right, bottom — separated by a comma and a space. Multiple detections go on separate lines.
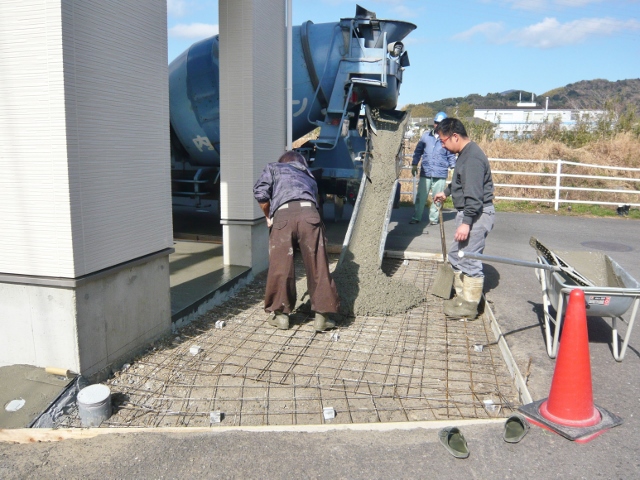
167, 0, 640, 107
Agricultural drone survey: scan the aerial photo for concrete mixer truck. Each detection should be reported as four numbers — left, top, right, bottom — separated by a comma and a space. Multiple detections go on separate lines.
169, 5, 415, 213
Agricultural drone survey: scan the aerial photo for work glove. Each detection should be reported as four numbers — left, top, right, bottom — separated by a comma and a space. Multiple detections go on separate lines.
411, 165, 418, 177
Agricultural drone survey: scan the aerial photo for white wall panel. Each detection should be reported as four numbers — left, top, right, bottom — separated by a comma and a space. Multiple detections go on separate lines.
252, 0, 287, 183
0, 1, 172, 278
0, 1, 75, 277
62, 1, 172, 276
219, 0, 286, 222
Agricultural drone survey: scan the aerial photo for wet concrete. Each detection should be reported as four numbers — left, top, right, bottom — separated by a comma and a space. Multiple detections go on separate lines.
333, 111, 425, 316
0, 366, 72, 429
6, 188, 639, 432
169, 240, 249, 322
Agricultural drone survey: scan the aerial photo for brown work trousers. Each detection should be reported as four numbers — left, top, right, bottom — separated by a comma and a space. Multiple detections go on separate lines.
264, 201, 340, 315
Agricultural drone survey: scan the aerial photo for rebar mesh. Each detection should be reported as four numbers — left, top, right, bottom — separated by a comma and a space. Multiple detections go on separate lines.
58, 257, 520, 428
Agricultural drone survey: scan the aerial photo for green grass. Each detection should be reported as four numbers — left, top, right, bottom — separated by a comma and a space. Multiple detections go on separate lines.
400, 198, 640, 220
494, 200, 639, 219
399, 199, 638, 219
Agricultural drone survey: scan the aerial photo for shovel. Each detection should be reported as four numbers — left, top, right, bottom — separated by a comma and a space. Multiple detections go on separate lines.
431, 204, 455, 298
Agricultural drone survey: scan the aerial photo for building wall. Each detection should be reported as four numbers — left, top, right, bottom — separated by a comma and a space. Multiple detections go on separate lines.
0, 255, 171, 376
0, 2, 73, 277
0, 0, 172, 374
0, 0, 172, 279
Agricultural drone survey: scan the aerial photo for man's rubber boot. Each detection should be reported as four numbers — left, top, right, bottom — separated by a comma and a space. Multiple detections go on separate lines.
445, 299, 479, 319
443, 270, 464, 315
452, 270, 464, 298
314, 312, 336, 332
267, 311, 289, 330
462, 275, 484, 302
445, 276, 484, 320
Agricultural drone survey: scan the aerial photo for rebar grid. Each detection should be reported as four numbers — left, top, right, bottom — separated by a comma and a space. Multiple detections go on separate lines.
58, 257, 520, 428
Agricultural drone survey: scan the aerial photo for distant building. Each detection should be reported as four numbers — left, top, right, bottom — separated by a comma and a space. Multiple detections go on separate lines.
474, 94, 606, 137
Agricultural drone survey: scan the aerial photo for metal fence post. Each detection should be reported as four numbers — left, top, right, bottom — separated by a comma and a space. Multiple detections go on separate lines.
554, 159, 562, 211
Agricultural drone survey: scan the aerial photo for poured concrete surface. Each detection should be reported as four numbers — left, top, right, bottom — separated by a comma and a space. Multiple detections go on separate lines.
333, 112, 425, 316
56, 256, 522, 428
0, 241, 243, 429
0, 366, 72, 429
3, 206, 639, 432
169, 241, 249, 321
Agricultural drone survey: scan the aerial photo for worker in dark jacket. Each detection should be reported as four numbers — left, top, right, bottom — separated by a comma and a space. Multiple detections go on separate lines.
253, 151, 340, 331
410, 111, 457, 225
433, 118, 495, 320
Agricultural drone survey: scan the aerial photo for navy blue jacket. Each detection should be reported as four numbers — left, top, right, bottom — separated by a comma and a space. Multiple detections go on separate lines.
253, 161, 319, 217
412, 130, 457, 178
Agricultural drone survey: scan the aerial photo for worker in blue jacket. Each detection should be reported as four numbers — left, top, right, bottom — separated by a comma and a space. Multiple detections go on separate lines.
410, 111, 457, 225
253, 150, 340, 332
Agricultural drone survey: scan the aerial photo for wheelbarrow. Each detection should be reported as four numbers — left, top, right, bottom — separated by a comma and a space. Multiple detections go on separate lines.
459, 239, 640, 362
535, 250, 640, 361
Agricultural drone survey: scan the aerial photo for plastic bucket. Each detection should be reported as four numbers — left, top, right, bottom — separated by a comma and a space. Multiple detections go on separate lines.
77, 384, 112, 427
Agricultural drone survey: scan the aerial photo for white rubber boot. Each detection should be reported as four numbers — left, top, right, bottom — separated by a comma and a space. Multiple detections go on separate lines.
443, 270, 464, 314
267, 311, 290, 330
462, 276, 484, 304
452, 270, 464, 298
445, 276, 484, 320
314, 312, 336, 332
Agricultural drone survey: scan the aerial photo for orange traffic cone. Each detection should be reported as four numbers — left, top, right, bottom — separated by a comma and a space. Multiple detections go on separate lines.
539, 289, 600, 427
519, 289, 622, 443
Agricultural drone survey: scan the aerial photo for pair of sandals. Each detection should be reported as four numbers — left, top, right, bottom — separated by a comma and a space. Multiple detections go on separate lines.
439, 414, 530, 459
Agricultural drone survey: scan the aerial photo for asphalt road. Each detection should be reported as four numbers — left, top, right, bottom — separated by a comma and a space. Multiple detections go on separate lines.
1, 210, 639, 479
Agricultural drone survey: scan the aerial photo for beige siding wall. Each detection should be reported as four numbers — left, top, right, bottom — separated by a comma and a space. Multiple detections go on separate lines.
0, 1, 172, 278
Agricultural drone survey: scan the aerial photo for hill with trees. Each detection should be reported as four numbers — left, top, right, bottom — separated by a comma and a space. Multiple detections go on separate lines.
404, 78, 640, 118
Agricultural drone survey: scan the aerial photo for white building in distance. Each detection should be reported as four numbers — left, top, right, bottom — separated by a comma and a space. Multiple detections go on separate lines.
474, 94, 606, 137
473, 94, 606, 138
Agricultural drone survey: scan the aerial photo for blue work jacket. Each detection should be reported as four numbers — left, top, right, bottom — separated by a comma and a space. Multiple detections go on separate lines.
412, 130, 457, 179
253, 160, 319, 217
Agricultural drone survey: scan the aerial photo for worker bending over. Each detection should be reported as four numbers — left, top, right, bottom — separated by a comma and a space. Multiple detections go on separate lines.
253, 151, 340, 331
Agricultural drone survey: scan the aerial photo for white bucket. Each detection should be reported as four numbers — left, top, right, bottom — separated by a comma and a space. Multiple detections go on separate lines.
77, 384, 112, 427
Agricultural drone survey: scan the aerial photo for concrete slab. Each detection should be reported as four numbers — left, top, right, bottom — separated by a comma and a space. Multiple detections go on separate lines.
7, 203, 636, 432
169, 241, 249, 321
0, 365, 72, 429
54, 255, 524, 428
2, 209, 639, 480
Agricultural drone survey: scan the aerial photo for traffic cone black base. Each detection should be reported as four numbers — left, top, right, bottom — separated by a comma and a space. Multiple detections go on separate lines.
519, 399, 622, 444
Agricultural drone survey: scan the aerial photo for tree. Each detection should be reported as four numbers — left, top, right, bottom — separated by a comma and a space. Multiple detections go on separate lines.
407, 104, 435, 118
457, 102, 475, 118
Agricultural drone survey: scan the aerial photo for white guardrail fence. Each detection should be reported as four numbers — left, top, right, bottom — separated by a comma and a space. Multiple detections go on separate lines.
399, 156, 640, 211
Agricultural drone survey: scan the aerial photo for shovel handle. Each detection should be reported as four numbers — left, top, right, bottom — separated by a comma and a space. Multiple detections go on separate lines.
437, 203, 447, 264
458, 250, 560, 272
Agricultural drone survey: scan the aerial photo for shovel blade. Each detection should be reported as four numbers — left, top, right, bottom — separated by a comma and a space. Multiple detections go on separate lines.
431, 262, 454, 299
